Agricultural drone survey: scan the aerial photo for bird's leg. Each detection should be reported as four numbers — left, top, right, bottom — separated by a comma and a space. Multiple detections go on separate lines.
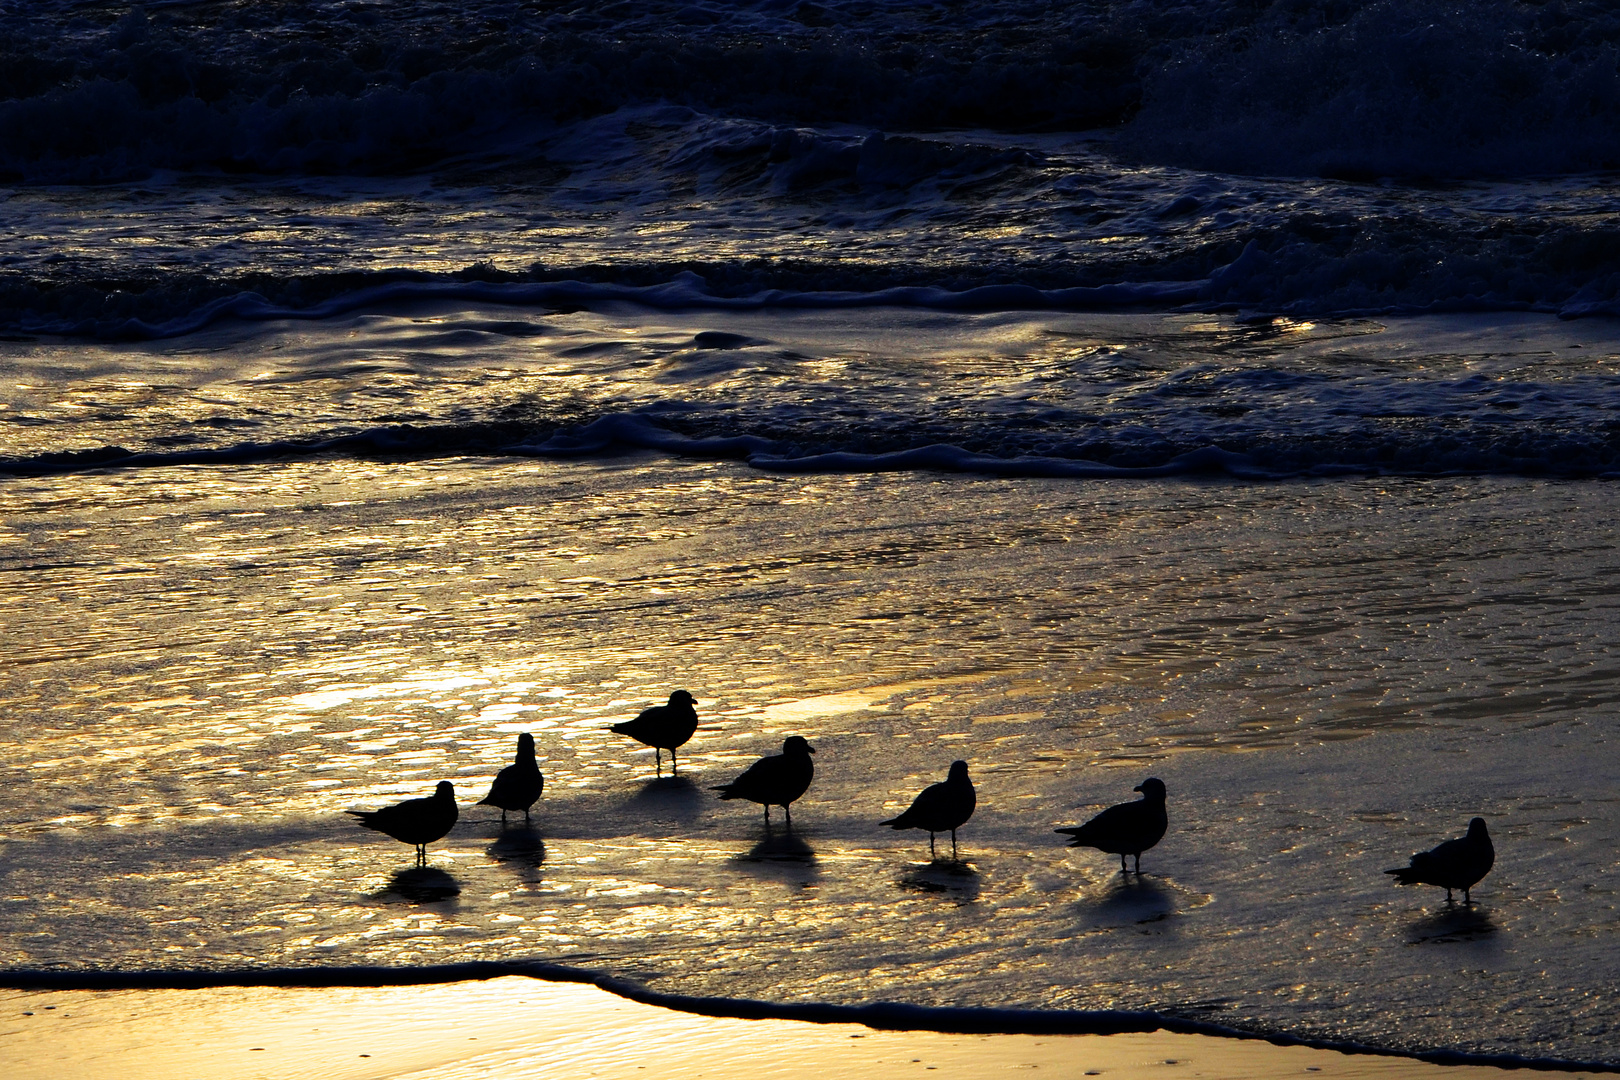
1120, 853, 1128, 874
524, 807, 530, 823
1464, 888, 1472, 905
950, 828, 958, 861
929, 832, 936, 860
501, 808, 508, 827
785, 803, 793, 831
763, 804, 771, 829
1133, 853, 1142, 874
672, 749, 679, 776
656, 749, 663, 778
1445, 888, 1455, 903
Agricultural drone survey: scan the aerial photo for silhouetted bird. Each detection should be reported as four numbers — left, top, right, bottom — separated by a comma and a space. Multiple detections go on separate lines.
1385, 817, 1495, 903
881, 760, 977, 860
612, 690, 699, 777
1056, 777, 1168, 874
712, 735, 815, 828
347, 780, 459, 866
477, 732, 544, 825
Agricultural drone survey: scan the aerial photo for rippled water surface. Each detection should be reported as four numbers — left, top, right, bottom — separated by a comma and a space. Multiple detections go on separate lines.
2, 454, 1617, 1060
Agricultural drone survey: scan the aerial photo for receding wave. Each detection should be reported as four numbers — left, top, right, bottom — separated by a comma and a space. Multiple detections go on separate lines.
2, 961, 1614, 1071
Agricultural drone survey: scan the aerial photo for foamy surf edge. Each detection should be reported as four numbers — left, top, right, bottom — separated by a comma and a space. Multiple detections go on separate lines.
1, 961, 1613, 1072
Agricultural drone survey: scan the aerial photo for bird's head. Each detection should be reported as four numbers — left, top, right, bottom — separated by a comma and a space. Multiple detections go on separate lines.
517, 732, 536, 753
435, 780, 456, 799
670, 690, 697, 706
948, 760, 971, 780
784, 735, 815, 755
1467, 816, 1489, 838
1135, 778, 1166, 801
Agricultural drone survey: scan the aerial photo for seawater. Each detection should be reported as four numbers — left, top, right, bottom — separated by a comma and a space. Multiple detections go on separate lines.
2, 0, 1620, 1068
2, 312, 1618, 1065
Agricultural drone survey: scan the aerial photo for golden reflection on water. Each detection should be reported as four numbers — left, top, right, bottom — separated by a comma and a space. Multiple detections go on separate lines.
2, 458, 1618, 1052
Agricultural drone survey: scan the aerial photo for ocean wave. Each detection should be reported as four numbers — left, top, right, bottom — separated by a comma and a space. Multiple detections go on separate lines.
1, 961, 1613, 1070
8, 0, 1620, 182
6, 406, 1620, 482
12, 254, 1620, 344
0, 0, 1136, 183
0, 273, 1207, 340
1125, 0, 1620, 179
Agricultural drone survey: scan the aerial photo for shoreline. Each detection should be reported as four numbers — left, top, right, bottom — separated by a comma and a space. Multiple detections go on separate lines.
6, 976, 1607, 1080
3, 964, 1613, 1076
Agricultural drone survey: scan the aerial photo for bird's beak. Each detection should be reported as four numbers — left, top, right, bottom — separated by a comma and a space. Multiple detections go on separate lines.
807, 744, 816, 753
1133, 784, 1143, 792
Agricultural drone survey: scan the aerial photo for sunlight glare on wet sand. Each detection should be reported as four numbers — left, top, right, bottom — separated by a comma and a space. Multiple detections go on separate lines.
0, 979, 1548, 1080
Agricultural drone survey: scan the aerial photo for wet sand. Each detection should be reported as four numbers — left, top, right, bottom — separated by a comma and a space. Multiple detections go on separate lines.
0, 977, 1585, 1080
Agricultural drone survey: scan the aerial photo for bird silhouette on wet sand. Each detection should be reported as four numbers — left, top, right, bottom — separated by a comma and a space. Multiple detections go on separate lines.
1386, 817, 1495, 904
881, 760, 977, 861
347, 780, 459, 866
1056, 777, 1168, 874
477, 732, 544, 825
712, 735, 815, 829
612, 690, 699, 777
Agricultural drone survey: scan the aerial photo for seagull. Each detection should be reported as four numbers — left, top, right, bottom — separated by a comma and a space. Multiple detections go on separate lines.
477, 732, 544, 825
1055, 777, 1168, 874
712, 735, 815, 829
347, 780, 459, 866
880, 760, 977, 860
611, 690, 699, 777
1385, 817, 1495, 903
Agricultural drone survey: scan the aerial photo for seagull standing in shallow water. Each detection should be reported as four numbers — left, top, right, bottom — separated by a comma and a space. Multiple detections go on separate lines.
712, 735, 815, 829
477, 732, 544, 825
1385, 817, 1495, 904
880, 760, 976, 860
347, 780, 459, 866
611, 690, 699, 777
1055, 777, 1168, 874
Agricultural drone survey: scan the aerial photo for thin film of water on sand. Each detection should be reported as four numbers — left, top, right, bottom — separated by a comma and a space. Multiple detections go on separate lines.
1, 457, 1616, 1057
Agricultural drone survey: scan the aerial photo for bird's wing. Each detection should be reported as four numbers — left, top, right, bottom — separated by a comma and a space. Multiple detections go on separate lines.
1426, 835, 1471, 863
881, 781, 944, 827
719, 753, 782, 798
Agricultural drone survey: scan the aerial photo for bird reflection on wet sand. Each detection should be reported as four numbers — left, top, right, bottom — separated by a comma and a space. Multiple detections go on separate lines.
1071, 874, 1177, 929
1407, 904, 1499, 946
378, 866, 461, 904
898, 859, 980, 901
730, 831, 819, 884
623, 775, 706, 830
485, 826, 547, 869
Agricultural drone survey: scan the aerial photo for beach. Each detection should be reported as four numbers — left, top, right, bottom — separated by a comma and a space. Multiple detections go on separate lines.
5, 0, 1620, 1067
2, 977, 1575, 1080
2, 425, 1617, 1061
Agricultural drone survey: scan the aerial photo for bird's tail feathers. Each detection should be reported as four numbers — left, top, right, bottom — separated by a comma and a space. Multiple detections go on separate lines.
1385, 867, 1420, 885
